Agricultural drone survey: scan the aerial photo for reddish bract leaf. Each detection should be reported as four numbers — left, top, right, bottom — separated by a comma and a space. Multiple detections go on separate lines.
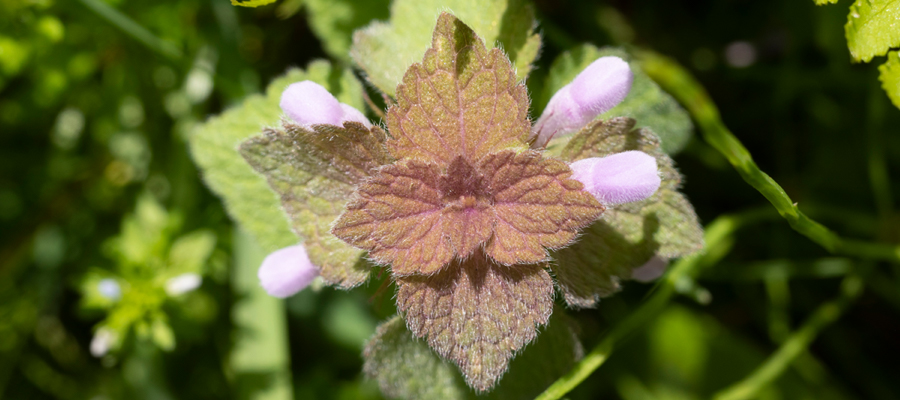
396, 252, 554, 392
481, 150, 605, 265
331, 159, 496, 275
385, 12, 531, 165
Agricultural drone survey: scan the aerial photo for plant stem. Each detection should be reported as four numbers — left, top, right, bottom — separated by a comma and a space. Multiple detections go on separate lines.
77, 0, 182, 60
639, 51, 900, 263
712, 274, 864, 400
535, 215, 741, 400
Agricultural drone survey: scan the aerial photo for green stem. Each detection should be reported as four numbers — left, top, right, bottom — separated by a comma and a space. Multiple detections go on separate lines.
712, 274, 864, 400
639, 51, 900, 262
231, 229, 294, 400
535, 215, 741, 400
76, 0, 182, 60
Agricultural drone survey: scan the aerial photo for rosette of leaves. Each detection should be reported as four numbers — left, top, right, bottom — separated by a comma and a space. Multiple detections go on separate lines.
239, 13, 702, 393
78, 196, 217, 355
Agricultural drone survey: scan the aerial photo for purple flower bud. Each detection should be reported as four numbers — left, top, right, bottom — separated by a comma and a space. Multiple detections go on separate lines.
631, 256, 669, 282
280, 81, 372, 128
532, 56, 633, 148
569, 151, 660, 206
258, 244, 319, 298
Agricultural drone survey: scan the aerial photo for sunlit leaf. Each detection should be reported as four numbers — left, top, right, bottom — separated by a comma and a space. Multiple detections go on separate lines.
395, 252, 554, 392
189, 61, 364, 253
814, 0, 838, 4
240, 122, 385, 288
481, 150, 604, 266
351, 0, 540, 97
540, 45, 694, 154
167, 230, 216, 275
879, 50, 900, 109
845, 0, 900, 62
230, 0, 279, 8
552, 117, 703, 308
385, 12, 530, 163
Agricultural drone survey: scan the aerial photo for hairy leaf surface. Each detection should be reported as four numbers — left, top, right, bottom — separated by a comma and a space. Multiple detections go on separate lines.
395, 253, 554, 392
481, 150, 605, 265
386, 12, 531, 164
190, 62, 364, 252
363, 311, 582, 400
845, 0, 900, 62
553, 118, 703, 307
351, 0, 540, 97
240, 122, 388, 288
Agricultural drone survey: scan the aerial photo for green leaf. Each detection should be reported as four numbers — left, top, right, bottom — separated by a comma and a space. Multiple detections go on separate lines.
815, 0, 839, 4
552, 118, 704, 308
167, 230, 216, 274
230, 0, 279, 7
240, 123, 378, 288
189, 61, 364, 253
303, 0, 390, 60
364, 311, 582, 400
845, 0, 900, 62
350, 0, 540, 97
539, 45, 694, 154
879, 50, 900, 109
364, 316, 470, 400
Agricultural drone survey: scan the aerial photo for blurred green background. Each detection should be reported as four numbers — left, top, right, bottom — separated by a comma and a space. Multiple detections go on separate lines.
1, 0, 899, 399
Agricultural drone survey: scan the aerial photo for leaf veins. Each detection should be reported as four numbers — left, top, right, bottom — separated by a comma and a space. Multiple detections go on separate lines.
385, 12, 531, 165
395, 252, 554, 392
240, 123, 391, 287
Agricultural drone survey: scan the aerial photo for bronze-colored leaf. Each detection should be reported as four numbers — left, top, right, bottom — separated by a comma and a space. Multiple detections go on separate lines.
551, 120, 703, 307
480, 150, 605, 265
331, 159, 496, 275
385, 12, 530, 164
396, 252, 554, 392
240, 127, 375, 288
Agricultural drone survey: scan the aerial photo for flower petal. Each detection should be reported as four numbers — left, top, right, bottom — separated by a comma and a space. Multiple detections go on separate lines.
532, 56, 633, 147
165, 273, 202, 296
631, 256, 669, 282
280, 81, 371, 128
258, 244, 319, 298
340, 103, 373, 128
569, 151, 660, 205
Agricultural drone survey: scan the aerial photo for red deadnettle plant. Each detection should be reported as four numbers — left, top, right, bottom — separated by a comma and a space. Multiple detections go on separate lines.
239, 13, 702, 392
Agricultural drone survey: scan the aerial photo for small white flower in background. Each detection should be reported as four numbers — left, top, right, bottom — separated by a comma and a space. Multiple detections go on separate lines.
258, 244, 319, 298
631, 256, 669, 282
165, 273, 202, 296
280, 81, 372, 128
568, 151, 661, 206
97, 278, 122, 301
90, 328, 117, 358
532, 56, 634, 148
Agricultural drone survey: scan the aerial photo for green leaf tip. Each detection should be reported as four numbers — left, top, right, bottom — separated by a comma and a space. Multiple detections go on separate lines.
350, 0, 541, 97
230, 0, 278, 7
879, 50, 900, 109
814, 0, 839, 4
845, 0, 900, 62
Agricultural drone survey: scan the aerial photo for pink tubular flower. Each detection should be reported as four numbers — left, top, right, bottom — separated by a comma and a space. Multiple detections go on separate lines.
280, 81, 372, 128
569, 151, 661, 206
258, 244, 319, 298
532, 56, 633, 148
631, 256, 669, 282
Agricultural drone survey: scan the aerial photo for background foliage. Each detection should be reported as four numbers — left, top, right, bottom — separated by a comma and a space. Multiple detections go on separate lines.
1, 0, 899, 399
